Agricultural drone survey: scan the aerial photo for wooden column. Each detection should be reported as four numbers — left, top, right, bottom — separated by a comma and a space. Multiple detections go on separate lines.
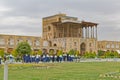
84, 27, 85, 38
87, 27, 89, 38
85, 27, 87, 38
86, 27, 88, 38
93, 26, 94, 38
67, 23, 69, 37
70, 23, 72, 37
91, 27, 92, 38
62, 24, 64, 37
78, 25, 80, 37
96, 25, 97, 39
82, 27, 83, 38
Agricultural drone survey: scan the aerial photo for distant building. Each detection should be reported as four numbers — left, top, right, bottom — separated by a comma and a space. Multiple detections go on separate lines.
0, 34, 41, 53
0, 13, 120, 54
98, 41, 120, 52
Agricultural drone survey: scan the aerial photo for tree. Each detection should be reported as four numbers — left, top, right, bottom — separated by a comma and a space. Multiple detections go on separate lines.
49, 50, 54, 56
16, 42, 32, 55
57, 50, 63, 56
31, 50, 42, 55
104, 51, 119, 58
11, 49, 18, 57
75, 50, 79, 56
68, 49, 75, 55
113, 51, 119, 58
98, 50, 105, 58
84, 52, 96, 58
37, 50, 42, 55
0, 49, 4, 57
31, 51, 35, 55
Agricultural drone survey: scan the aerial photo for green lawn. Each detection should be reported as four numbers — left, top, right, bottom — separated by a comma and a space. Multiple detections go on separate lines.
0, 62, 120, 80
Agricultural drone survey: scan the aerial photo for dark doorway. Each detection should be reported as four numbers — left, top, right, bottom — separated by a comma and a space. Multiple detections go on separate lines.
49, 49, 54, 54
53, 44, 57, 47
42, 49, 47, 54
80, 43, 86, 55
49, 41, 52, 47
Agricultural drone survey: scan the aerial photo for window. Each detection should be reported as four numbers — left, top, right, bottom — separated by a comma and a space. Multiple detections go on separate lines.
89, 43, 92, 47
116, 44, 119, 48
27, 39, 32, 46
48, 26, 51, 31
0, 38, 5, 45
111, 44, 114, 48
35, 40, 40, 46
53, 44, 57, 47
16, 39, 23, 45
106, 43, 110, 48
62, 41, 66, 48
74, 42, 77, 46
9, 38, 14, 46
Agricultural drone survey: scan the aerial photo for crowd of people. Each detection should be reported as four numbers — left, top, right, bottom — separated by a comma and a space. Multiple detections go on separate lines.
0, 56, 2, 64
22, 53, 80, 63
0, 53, 80, 64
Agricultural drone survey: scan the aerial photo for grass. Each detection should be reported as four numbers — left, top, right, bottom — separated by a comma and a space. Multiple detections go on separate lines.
0, 62, 120, 80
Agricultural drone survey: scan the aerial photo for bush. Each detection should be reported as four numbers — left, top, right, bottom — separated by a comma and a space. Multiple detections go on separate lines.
68, 49, 75, 55
16, 41, 32, 55
98, 50, 105, 57
57, 50, 63, 56
84, 52, 96, 58
104, 51, 119, 58
0, 49, 4, 57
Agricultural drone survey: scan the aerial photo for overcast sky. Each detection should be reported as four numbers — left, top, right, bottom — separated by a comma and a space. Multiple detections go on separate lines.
0, 0, 120, 41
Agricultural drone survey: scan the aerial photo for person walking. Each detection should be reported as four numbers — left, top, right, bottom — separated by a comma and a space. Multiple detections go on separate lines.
0, 56, 2, 64
9, 54, 13, 63
35, 54, 40, 63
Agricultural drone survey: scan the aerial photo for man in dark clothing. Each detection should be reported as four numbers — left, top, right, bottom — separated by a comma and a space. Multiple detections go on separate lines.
52, 54, 55, 62
0, 56, 2, 64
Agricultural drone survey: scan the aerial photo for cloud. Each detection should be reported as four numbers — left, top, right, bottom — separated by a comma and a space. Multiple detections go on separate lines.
0, 16, 40, 26
0, 6, 11, 12
0, 0, 120, 40
0, 5, 12, 17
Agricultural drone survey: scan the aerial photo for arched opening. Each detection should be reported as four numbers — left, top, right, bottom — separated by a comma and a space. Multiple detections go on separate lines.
7, 48, 13, 54
49, 49, 54, 55
48, 26, 51, 31
80, 43, 86, 55
42, 48, 47, 54
59, 17, 61, 22
53, 44, 57, 47
49, 41, 52, 47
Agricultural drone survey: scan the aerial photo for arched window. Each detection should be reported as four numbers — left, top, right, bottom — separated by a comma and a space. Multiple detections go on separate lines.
89, 43, 92, 47
27, 39, 32, 46
53, 44, 57, 47
48, 26, 51, 31
80, 43, 86, 55
106, 43, 110, 48
111, 43, 114, 48
74, 42, 77, 46
116, 44, 119, 48
0, 38, 5, 45
34, 40, 40, 46
49, 41, 52, 47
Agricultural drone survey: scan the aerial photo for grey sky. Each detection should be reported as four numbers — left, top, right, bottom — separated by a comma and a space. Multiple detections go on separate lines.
0, 0, 120, 41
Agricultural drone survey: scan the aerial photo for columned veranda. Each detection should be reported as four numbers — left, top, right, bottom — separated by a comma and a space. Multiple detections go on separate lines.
82, 25, 97, 39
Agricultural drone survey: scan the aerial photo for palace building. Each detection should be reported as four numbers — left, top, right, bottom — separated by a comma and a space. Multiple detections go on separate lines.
0, 13, 120, 54
42, 13, 98, 54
